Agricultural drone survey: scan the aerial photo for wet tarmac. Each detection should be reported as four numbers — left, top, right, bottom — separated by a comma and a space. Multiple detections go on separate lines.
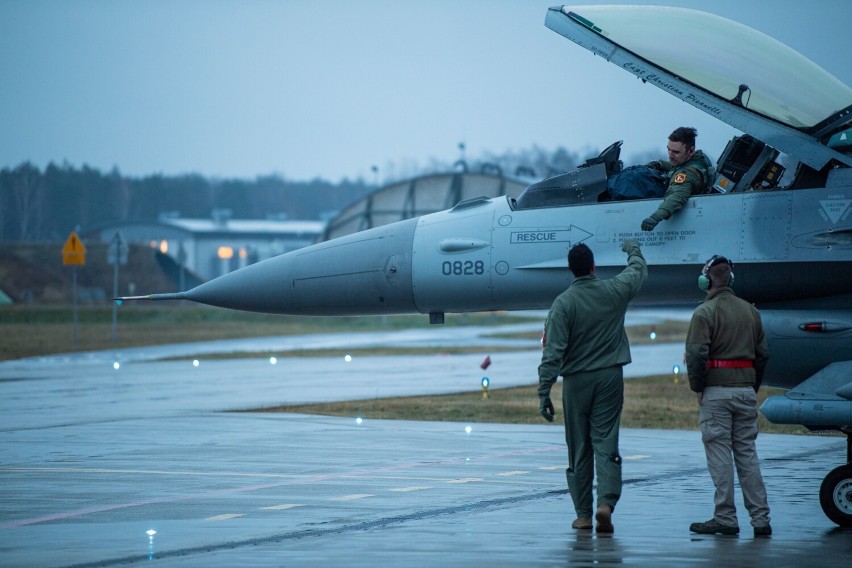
1, 311, 850, 566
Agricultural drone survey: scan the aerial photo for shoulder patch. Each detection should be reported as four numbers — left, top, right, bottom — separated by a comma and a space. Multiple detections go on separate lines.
673, 172, 688, 184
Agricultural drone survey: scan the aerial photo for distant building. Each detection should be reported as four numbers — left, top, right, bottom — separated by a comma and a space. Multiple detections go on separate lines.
87, 210, 325, 282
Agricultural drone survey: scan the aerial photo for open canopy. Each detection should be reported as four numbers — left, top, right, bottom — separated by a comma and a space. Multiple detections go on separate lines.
546, 5, 852, 169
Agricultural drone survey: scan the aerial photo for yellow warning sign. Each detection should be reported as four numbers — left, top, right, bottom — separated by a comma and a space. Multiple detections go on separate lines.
62, 231, 87, 266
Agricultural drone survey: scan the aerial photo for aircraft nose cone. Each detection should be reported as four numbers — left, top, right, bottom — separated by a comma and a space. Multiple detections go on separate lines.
183, 218, 418, 315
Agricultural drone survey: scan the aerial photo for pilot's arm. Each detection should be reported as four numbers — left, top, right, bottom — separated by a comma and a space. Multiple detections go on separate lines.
641, 168, 703, 231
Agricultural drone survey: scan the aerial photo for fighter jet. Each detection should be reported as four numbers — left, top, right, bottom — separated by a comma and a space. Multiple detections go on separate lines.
119, 5, 852, 525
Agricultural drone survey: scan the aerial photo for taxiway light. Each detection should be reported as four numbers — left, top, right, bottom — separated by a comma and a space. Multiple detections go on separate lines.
269, 356, 278, 365
114, 299, 123, 306
673, 364, 680, 384
465, 426, 473, 434
113, 362, 120, 370
344, 354, 352, 362
649, 331, 657, 340
481, 376, 490, 399
193, 359, 200, 367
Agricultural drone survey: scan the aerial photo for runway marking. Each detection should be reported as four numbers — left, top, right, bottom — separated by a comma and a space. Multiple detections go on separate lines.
446, 478, 483, 484
495, 470, 530, 477
206, 514, 244, 521
623, 455, 652, 460
539, 465, 566, 471
0, 467, 303, 479
0, 445, 566, 528
331, 494, 375, 501
390, 486, 433, 492
260, 504, 305, 510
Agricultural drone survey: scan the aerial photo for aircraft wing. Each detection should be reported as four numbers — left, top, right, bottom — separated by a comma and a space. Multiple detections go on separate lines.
545, 5, 852, 170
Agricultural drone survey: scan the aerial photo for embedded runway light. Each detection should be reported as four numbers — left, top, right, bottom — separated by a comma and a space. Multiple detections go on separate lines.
465, 425, 473, 434
269, 356, 277, 365
113, 361, 120, 370
193, 359, 200, 367
344, 354, 352, 362
146, 530, 157, 560
356, 417, 363, 425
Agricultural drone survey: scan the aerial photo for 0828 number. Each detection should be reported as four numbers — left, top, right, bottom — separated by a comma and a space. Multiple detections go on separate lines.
442, 260, 485, 276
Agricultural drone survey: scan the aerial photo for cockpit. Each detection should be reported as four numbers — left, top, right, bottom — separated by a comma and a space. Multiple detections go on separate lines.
514, 127, 852, 211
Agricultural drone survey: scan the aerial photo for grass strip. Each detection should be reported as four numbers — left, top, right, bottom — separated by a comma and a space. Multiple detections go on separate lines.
244, 375, 819, 436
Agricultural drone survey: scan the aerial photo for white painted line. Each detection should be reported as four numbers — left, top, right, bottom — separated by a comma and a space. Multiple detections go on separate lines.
206, 514, 245, 521
539, 466, 566, 471
0, 467, 301, 479
623, 455, 652, 460
331, 494, 375, 501
445, 478, 484, 484
260, 504, 305, 510
495, 471, 530, 477
390, 486, 433, 493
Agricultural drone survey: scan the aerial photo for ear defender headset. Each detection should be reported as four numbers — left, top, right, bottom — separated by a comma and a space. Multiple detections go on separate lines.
698, 255, 735, 291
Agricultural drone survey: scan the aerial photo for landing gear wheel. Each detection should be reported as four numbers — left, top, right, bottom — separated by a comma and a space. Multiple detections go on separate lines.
819, 464, 852, 527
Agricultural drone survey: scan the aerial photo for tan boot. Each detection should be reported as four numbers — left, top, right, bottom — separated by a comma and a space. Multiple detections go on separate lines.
595, 504, 614, 533
571, 517, 593, 529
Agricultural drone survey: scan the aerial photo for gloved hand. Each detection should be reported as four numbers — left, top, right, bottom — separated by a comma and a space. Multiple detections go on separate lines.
539, 395, 555, 422
642, 210, 668, 231
621, 239, 639, 253
641, 215, 660, 231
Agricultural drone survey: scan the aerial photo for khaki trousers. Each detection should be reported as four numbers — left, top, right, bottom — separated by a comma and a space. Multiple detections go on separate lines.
700, 386, 771, 527
562, 366, 624, 519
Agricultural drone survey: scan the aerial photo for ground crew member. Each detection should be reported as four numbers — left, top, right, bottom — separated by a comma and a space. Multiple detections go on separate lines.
685, 255, 772, 537
641, 126, 715, 231
538, 240, 647, 533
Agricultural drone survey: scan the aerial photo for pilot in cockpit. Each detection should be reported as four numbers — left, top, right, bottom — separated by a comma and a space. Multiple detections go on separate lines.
640, 127, 715, 231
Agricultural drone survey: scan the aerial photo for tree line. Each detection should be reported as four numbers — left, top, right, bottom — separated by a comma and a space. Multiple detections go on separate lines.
0, 145, 595, 243
0, 163, 375, 242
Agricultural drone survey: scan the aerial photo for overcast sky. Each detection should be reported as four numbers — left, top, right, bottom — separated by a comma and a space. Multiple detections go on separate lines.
1, 0, 849, 183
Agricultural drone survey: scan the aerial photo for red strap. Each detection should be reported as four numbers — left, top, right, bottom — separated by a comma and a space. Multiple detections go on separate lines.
707, 359, 754, 369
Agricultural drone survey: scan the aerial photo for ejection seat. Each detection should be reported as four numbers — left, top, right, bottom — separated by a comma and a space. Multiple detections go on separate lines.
514, 141, 623, 209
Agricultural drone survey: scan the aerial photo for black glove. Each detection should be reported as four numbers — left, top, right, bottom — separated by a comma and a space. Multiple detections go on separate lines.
539, 395, 555, 422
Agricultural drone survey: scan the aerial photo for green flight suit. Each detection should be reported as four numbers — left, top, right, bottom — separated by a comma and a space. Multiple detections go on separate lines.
647, 149, 715, 221
538, 242, 647, 518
